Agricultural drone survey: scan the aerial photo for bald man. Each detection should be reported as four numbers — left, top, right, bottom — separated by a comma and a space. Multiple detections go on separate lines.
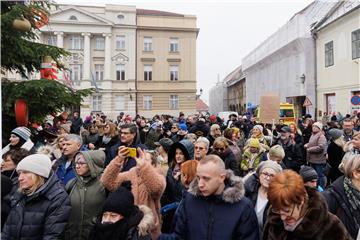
160, 155, 259, 240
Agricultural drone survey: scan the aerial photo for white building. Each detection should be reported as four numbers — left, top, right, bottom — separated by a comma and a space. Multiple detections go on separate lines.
209, 81, 228, 114
312, 1, 360, 117
242, 1, 336, 119
42, 4, 137, 119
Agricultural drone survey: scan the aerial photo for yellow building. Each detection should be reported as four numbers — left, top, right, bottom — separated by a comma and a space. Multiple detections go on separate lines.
136, 9, 199, 118
313, 2, 360, 118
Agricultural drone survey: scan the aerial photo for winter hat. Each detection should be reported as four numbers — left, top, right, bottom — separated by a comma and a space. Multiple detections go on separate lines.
11, 127, 31, 141
209, 115, 217, 122
328, 128, 343, 140
312, 121, 323, 130
299, 165, 318, 183
155, 138, 174, 153
16, 154, 52, 178
253, 125, 263, 133
280, 126, 291, 133
256, 160, 282, 176
269, 145, 285, 160
179, 123, 188, 132
102, 186, 135, 217
248, 138, 260, 149
59, 124, 71, 134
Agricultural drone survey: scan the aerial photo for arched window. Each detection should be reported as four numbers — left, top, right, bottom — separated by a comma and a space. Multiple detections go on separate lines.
69, 15, 78, 21
117, 14, 124, 20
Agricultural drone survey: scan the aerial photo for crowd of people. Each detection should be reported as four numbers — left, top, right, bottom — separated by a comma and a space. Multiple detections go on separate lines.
1, 110, 360, 239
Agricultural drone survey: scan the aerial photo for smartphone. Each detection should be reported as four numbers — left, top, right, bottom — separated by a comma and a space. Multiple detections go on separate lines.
128, 148, 137, 158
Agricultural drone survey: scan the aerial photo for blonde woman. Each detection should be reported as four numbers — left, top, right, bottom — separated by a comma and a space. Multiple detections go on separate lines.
3, 154, 71, 239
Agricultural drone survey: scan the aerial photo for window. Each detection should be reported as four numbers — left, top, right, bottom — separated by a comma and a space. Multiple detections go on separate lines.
170, 38, 179, 52
95, 37, 105, 50
170, 66, 179, 81
69, 64, 82, 85
94, 64, 104, 81
144, 65, 152, 81
144, 37, 153, 51
352, 29, 360, 59
116, 35, 126, 50
143, 95, 152, 110
117, 14, 125, 20
70, 35, 83, 50
92, 95, 102, 111
69, 15, 78, 21
326, 93, 336, 115
116, 64, 126, 80
116, 96, 125, 111
47, 35, 57, 46
169, 95, 179, 109
325, 41, 334, 67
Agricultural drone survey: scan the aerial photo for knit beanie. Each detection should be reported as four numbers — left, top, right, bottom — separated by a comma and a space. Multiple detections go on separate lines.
248, 138, 260, 149
179, 123, 188, 132
328, 128, 343, 140
102, 186, 135, 217
253, 125, 263, 133
269, 145, 285, 160
16, 154, 52, 178
60, 124, 71, 134
299, 165, 318, 183
155, 138, 174, 153
312, 121, 323, 130
11, 127, 31, 141
256, 160, 283, 176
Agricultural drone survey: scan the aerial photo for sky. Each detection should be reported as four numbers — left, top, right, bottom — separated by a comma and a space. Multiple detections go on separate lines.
57, 0, 314, 104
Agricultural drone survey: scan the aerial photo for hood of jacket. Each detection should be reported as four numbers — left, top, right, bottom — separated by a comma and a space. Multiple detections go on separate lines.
168, 139, 194, 164
188, 169, 245, 203
76, 150, 105, 179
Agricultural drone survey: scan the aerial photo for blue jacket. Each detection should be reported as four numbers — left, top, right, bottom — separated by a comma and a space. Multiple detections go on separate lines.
55, 155, 76, 186
159, 170, 259, 240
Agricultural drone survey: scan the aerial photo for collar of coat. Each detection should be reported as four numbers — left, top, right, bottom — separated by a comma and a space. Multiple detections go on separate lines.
265, 187, 334, 238
188, 169, 245, 203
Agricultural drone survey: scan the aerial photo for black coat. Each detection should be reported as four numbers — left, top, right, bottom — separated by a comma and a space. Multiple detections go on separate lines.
212, 148, 241, 176
189, 121, 210, 137
327, 140, 345, 183
322, 176, 360, 239
2, 173, 71, 240
244, 174, 270, 228
276, 140, 304, 172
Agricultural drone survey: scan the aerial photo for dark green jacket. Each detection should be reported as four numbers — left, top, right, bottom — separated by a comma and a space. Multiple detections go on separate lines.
64, 150, 107, 240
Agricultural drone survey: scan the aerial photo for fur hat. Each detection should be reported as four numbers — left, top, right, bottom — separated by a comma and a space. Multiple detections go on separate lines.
11, 127, 31, 141
256, 160, 282, 176
269, 145, 285, 160
248, 138, 260, 149
328, 128, 343, 140
16, 154, 52, 178
102, 186, 135, 217
299, 165, 318, 183
312, 121, 323, 130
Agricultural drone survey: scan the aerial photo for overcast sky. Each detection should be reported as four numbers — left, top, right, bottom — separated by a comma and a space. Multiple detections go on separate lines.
57, 0, 314, 103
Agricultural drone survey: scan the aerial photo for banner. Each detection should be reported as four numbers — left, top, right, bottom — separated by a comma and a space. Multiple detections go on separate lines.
259, 93, 280, 124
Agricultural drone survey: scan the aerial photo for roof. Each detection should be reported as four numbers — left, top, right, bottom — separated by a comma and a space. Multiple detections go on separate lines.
196, 99, 209, 112
223, 65, 245, 86
136, 9, 184, 17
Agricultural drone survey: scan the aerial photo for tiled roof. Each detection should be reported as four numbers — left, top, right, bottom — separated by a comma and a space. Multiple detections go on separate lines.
196, 99, 209, 112
136, 9, 184, 17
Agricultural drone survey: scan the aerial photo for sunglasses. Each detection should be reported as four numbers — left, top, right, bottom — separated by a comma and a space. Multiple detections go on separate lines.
195, 146, 205, 150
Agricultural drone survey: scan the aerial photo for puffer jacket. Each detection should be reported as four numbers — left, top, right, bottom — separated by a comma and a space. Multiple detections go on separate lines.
2, 172, 71, 240
306, 132, 327, 164
263, 187, 351, 240
65, 150, 107, 240
159, 170, 259, 240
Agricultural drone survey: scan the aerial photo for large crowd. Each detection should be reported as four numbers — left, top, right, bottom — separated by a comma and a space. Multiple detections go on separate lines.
1, 110, 360, 240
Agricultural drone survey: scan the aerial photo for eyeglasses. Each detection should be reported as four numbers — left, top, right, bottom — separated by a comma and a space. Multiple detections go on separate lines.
121, 131, 131, 135
271, 205, 296, 217
261, 172, 275, 179
195, 146, 205, 150
75, 161, 87, 166
214, 147, 225, 152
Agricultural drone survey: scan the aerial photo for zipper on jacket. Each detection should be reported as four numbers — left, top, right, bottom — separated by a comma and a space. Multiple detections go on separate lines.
206, 202, 215, 240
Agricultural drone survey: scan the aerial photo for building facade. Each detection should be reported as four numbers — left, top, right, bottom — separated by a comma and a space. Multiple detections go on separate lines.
136, 9, 198, 118
313, 2, 360, 118
242, 1, 336, 119
209, 82, 228, 114
225, 66, 246, 114
4, 4, 198, 120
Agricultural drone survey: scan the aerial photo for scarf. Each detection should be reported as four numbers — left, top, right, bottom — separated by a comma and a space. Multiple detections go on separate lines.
102, 135, 112, 145
343, 177, 360, 230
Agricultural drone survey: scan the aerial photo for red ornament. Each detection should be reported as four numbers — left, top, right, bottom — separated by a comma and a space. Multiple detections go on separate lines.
15, 99, 29, 126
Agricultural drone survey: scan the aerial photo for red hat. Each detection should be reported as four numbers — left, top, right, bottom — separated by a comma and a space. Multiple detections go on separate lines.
209, 115, 217, 122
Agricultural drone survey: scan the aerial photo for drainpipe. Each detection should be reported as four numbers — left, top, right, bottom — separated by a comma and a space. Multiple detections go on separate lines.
312, 31, 318, 121
135, 19, 138, 116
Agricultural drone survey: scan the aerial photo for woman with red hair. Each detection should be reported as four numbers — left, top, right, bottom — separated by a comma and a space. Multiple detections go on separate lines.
263, 170, 351, 239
